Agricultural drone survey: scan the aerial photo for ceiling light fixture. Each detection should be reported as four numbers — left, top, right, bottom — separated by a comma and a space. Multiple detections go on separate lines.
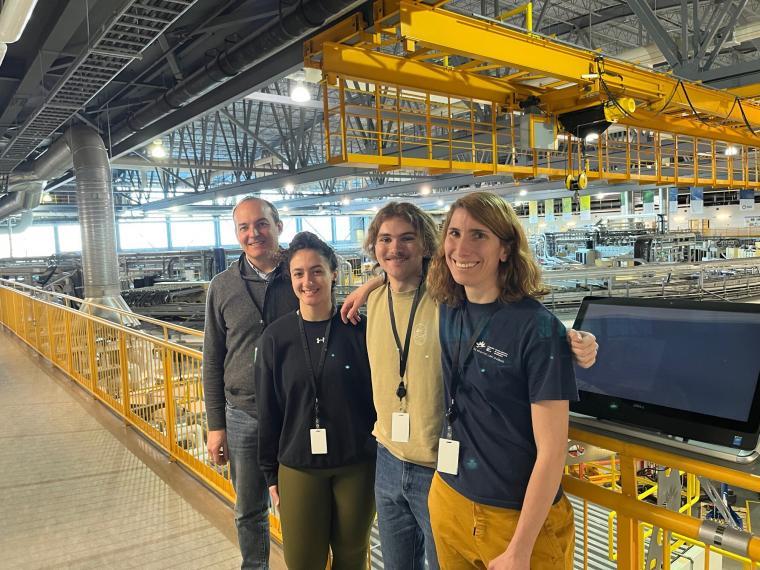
290, 83, 311, 103
148, 139, 166, 159
420, 185, 431, 196
725, 146, 739, 156
284, 183, 295, 194
519, 189, 527, 196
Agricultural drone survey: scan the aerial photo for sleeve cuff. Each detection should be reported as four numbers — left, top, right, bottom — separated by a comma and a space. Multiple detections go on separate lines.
206, 411, 226, 431
263, 468, 279, 488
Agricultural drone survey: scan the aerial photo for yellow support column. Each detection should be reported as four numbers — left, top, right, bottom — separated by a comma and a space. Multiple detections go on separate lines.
64, 310, 73, 376
339, 79, 348, 162
162, 346, 178, 461
86, 319, 98, 394
119, 331, 131, 425
617, 454, 641, 570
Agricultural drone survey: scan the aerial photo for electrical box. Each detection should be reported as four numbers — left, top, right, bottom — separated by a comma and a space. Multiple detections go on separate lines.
519, 114, 557, 150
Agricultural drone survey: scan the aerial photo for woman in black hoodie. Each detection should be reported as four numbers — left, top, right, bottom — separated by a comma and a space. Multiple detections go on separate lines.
255, 231, 376, 570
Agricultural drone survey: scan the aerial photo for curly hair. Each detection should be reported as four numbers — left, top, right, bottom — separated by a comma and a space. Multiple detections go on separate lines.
364, 201, 439, 261
285, 231, 338, 274
427, 192, 548, 306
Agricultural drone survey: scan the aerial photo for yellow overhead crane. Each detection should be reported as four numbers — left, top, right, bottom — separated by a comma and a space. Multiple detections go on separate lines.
304, 0, 760, 189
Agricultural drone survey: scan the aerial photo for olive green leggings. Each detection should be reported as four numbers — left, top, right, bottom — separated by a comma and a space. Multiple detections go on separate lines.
278, 460, 376, 570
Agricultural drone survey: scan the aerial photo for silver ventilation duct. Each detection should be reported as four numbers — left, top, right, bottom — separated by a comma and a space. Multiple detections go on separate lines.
2, 126, 138, 326
0, 182, 41, 235
66, 127, 138, 325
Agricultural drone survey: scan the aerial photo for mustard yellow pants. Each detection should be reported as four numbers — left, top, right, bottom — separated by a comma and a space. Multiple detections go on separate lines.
428, 473, 575, 569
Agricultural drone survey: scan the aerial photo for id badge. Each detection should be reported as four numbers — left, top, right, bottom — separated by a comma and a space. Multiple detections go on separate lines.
391, 412, 410, 442
310, 428, 328, 454
437, 438, 460, 475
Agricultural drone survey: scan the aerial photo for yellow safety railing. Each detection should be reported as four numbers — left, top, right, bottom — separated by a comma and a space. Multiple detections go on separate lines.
0, 283, 283, 541
0, 278, 204, 343
320, 78, 760, 188
567, 426, 760, 569
4, 280, 760, 568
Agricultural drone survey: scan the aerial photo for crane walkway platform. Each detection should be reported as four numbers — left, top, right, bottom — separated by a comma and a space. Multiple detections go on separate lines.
0, 330, 285, 569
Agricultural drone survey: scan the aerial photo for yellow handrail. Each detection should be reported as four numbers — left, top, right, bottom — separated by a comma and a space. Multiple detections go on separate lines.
0, 277, 203, 339
0, 284, 284, 543
570, 426, 760, 567
497, 1, 532, 33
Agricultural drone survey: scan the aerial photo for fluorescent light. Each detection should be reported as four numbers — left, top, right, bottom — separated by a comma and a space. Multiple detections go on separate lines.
290, 84, 310, 103
284, 183, 295, 194
584, 132, 599, 143
519, 189, 527, 196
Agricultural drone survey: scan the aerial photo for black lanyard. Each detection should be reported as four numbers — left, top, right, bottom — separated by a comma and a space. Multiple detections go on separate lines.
240, 259, 268, 325
445, 305, 496, 438
387, 281, 424, 401
297, 310, 334, 428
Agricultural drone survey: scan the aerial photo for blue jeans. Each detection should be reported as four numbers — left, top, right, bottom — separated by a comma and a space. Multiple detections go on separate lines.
226, 404, 270, 569
375, 444, 439, 570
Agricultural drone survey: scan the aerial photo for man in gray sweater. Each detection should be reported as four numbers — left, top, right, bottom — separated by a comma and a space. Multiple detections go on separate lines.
203, 196, 298, 569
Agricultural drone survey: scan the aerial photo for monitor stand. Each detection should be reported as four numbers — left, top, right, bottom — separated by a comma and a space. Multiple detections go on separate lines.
570, 414, 760, 465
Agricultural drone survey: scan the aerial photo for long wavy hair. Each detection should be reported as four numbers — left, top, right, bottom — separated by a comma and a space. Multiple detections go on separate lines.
427, 192, 548, 306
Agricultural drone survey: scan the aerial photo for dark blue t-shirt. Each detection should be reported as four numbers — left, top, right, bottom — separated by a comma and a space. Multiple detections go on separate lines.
439, 297, 578, 509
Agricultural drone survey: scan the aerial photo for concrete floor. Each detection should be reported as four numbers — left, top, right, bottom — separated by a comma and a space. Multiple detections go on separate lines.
0, 329, 286, 570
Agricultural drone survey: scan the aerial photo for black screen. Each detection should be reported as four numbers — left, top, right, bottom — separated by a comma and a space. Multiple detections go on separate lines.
576, 303, 760, 422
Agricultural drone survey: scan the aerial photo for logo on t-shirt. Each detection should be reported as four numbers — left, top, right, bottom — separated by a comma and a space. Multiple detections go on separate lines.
413, 322, 428, 346
474, 340, 509, 363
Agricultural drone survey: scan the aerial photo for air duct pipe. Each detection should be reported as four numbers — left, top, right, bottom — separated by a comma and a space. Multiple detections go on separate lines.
114, 0, 362, 140
2, 126, 138, 325
0, 182, 42, 235
0, 0, 37, 66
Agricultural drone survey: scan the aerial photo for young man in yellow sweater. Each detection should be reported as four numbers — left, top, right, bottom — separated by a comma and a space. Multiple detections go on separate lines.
344, 202, 597, 569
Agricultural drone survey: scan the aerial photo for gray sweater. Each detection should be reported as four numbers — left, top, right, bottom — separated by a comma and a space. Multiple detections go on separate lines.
202, 254, 298, 430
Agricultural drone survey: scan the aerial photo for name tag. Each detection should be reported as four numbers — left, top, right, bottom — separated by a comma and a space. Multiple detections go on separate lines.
391, 412, 410, 442
437, 438, 460, 475
310, 429, 328, 454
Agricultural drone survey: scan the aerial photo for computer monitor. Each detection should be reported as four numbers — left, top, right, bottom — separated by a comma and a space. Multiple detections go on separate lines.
572, 297, 760, 451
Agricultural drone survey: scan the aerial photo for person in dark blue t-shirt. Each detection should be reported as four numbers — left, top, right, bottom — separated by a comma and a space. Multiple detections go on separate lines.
426, 191, 578, 570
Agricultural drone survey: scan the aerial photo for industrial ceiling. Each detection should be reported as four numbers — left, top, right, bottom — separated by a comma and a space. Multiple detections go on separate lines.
1, 0, 760, 225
